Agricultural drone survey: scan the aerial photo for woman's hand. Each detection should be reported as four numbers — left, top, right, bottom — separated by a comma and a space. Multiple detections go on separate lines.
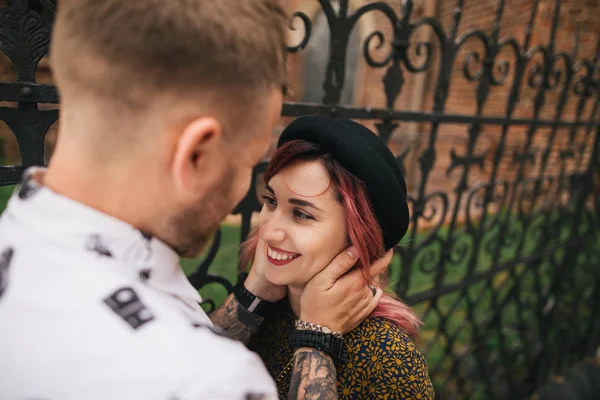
299, 247, 392, 333
243, 238, 287, 302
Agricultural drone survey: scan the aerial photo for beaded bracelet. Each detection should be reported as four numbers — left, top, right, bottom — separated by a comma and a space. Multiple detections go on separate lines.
294, 319, 343, 339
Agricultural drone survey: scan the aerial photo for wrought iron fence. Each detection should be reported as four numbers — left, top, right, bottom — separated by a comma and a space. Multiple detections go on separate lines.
0, 0, 599, 398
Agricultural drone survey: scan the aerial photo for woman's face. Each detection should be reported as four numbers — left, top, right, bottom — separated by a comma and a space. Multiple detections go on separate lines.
258, 159, 348, 288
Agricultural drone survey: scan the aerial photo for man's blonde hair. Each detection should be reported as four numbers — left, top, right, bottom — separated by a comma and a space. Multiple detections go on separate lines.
50, 0, 287, 126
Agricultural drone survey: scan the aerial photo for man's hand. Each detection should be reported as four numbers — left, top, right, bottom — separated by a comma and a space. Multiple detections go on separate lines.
243, 238, 286, 302
299, 247, 392, 334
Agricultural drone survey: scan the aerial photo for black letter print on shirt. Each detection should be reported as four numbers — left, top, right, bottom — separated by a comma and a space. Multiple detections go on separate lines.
86, 234, 113, 258
0, 248, 13, 300
18, 176, 40, 200
103, 287, 154, 329
245, 394, 266, 400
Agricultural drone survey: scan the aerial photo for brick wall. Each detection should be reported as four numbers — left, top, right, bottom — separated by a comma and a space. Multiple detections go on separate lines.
285, 0, 599, 224
0, 0, 597, 221
421, 0, 599, 219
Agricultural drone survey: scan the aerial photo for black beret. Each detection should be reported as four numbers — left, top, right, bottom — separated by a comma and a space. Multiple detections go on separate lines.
277, 115, 410, 250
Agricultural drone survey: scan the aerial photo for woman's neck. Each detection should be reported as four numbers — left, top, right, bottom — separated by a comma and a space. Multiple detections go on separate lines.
287, 286, 304, 318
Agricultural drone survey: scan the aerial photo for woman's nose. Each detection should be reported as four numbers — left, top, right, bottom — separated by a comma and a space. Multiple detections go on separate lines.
259, 214, 286, 243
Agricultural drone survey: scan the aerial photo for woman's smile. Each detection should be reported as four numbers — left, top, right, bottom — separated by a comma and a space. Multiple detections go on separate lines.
266, 244, 301, 266
258, 159, 348, 285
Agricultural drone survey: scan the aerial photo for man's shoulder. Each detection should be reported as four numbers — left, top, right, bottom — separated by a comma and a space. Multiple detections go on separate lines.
174, 332, 278, 399
110, 321, 278, 399
0, 267, 276, 399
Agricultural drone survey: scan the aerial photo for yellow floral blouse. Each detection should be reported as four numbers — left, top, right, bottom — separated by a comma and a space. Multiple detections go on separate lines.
248, 301, 435, 399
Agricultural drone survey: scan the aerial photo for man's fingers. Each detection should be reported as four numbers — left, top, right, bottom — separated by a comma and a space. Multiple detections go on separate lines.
318, 246, 359, 283
368, 249, 393, 279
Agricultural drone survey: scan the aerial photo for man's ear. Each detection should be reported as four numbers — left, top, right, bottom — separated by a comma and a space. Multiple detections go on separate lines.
172, 116, 224, 199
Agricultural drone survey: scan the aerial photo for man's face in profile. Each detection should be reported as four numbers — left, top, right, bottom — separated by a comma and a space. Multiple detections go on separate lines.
170, 89, 283, 258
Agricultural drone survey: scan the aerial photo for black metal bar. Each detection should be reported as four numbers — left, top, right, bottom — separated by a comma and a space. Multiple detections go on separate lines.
0, 1, 598, 398
404, 235, 582, 304
281, 103, 600, 127
0, 82, 59, 103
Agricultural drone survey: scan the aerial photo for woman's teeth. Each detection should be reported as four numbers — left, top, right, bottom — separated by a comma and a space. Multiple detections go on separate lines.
267, 247, 299, 261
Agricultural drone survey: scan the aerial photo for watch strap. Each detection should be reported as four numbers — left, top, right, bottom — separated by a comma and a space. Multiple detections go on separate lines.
232, 272, 276, 318
288, 329, 348, 363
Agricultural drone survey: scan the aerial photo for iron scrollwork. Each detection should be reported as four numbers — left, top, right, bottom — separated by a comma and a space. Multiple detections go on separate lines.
0, 0, 599, 398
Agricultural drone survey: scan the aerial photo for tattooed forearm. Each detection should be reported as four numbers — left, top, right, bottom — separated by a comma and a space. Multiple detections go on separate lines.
209, 294, 264, 344
287, 348, 338, 400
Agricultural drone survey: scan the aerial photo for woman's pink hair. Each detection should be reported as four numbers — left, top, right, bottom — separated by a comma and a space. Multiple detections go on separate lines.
240, 140, 421, 340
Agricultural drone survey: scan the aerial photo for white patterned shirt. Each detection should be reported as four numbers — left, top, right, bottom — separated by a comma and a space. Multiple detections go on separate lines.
0, 168, 277, 400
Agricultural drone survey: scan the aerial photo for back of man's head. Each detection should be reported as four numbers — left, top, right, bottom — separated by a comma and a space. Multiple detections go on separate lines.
50, 0, 287, 133
45, 0, 288, 256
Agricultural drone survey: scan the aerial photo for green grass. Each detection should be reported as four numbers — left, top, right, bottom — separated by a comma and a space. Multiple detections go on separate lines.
181, 224, 243, 309
0, 185, 15, 208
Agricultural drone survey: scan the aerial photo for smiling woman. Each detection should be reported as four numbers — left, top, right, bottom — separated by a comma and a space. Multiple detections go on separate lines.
241, 115, 434, 399
259, 156, 348, 288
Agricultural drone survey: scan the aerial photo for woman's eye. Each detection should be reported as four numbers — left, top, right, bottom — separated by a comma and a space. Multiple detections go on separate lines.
262, 195, 277, 207
294, 210, 315, 221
